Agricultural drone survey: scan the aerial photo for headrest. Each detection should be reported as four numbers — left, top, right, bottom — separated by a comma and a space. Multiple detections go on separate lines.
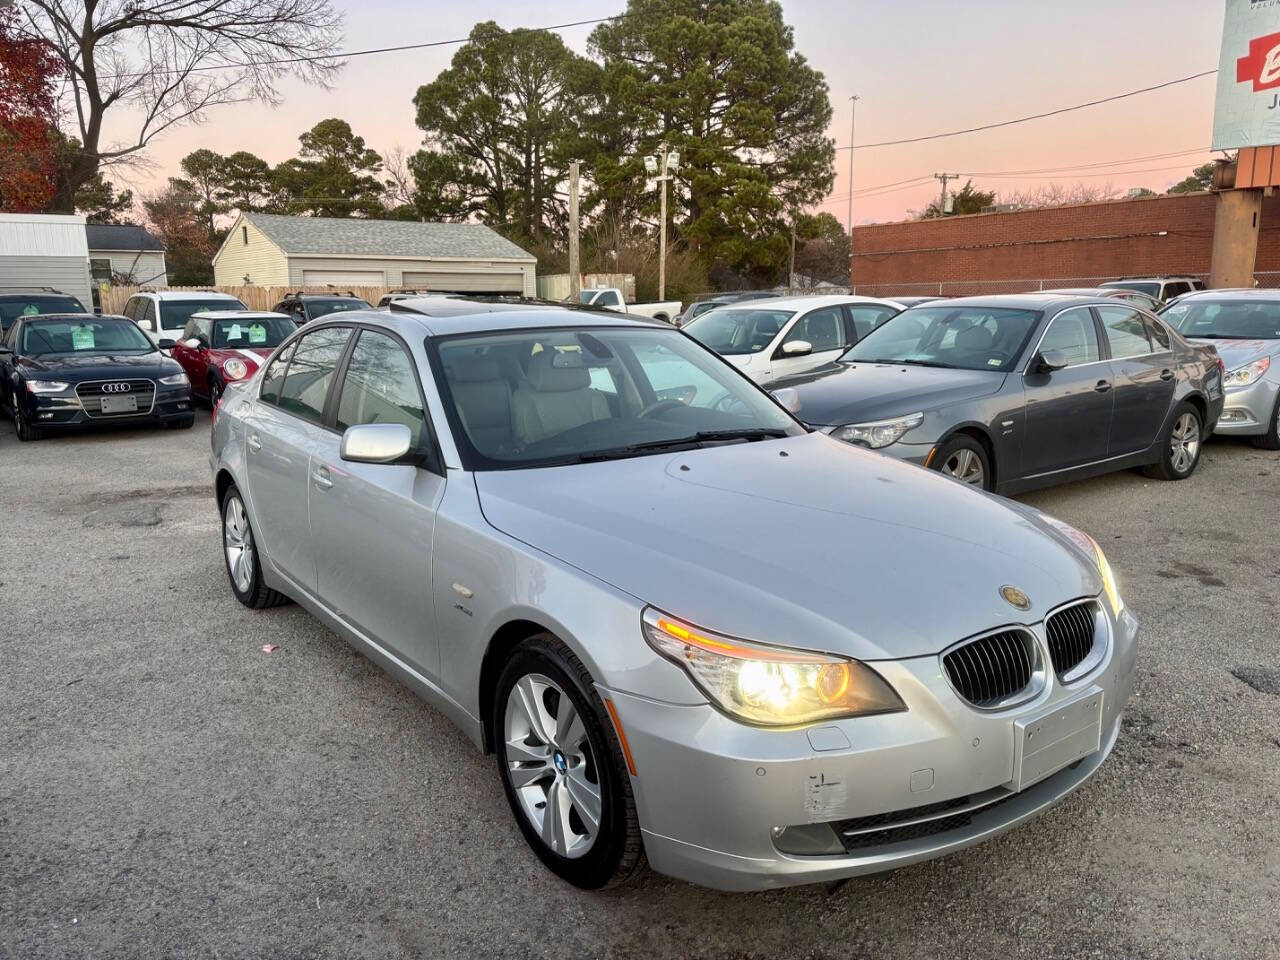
527, 348, 590, 392
449, 355, 502, 383
955, 324, 994, 350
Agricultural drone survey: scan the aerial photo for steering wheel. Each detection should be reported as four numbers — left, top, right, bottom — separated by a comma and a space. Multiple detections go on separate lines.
638, 398, 686, 419
711, 392, 748, 414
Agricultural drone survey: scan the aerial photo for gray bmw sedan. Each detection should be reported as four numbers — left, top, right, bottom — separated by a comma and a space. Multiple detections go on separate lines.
768, 294, 1224, 495
211, 305, 1136, 890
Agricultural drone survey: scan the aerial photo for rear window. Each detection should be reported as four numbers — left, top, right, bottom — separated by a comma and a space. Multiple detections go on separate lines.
0, 295, 87, 332
304, 298, 370, 318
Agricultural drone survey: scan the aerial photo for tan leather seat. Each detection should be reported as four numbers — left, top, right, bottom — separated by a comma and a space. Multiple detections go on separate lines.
512, 349, 610, 445
447, 355, 514, 454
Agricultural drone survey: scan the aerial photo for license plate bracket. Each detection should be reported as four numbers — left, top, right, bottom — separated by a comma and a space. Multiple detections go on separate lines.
1012, 688, 1103, 791
101, 394, 138, 414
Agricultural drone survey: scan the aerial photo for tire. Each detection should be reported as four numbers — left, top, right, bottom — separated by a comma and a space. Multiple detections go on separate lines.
208, 376, 224, 409
493, 634, 645, 889
220, 484, 290, 609
12, 389, 42, 442
931, 434, 992, 491
1251, 394, 1280, 451
1143, 401, 1203, 480
167, 416, 196, 430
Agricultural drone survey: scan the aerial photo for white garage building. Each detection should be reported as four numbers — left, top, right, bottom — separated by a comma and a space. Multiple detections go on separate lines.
213, 212, 537, 295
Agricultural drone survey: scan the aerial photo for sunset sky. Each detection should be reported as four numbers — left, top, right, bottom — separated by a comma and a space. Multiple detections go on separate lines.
104, 0, 1229, 226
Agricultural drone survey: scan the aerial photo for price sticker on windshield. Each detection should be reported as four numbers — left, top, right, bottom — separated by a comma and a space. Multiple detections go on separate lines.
248, 324, 267, 344
71, 326, 95, 350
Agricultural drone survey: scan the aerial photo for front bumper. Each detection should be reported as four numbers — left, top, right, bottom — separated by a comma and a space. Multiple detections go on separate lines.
21, 388, 193, 429
607, 604, 1138, 891
1213, 377, 1279, 436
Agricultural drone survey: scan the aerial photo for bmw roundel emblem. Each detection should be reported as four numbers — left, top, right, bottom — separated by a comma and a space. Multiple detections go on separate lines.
1000, 585, 1031, 611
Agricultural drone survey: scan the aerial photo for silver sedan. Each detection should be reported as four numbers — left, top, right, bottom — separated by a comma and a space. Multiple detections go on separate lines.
210, 306, 1137, 890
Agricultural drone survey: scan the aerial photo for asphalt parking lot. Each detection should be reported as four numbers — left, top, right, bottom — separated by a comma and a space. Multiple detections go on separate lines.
1, 413, 1277, 960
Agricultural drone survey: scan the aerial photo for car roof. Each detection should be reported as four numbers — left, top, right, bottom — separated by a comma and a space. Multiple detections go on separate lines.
20, 312, 125, 321
290, 292, 368, 299
1166, 287, 1280, 302
903, 293, 1124, 310
326, 305, 665, 338
708, 294, 899, 310
190, 310, 292, 320
0, 289, 79, 298
141, 290, 244, 301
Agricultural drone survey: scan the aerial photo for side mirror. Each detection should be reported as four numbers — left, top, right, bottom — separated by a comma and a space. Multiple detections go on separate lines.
340, 423, 412, 464
157, 338, 176, 350
1033, 350, 1069, 374
781, 339, 813, 358
184, 338, 203, 350
771, 387, 802, 414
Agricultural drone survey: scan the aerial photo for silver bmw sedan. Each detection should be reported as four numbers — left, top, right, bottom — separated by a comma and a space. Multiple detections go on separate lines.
210, 304, 1137, 891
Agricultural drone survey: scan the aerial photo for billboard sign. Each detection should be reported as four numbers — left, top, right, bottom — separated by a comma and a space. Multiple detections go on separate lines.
1213, 0, 1280, 149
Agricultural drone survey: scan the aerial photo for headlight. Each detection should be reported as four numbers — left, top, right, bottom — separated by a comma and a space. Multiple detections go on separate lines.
642, 608, 905, 726
159, 372, 189, 386
1037, 514, 1124, 617
222, 358, 249, 381
25, 380, 70, 394
829, 412, 924, 449
1223, 355, 1270, 386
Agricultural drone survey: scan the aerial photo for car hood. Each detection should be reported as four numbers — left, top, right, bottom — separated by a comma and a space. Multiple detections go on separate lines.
1188, 337, 1278, 372
766, 361, 1006, 426
474, 433, 1101, 661
17, 351, 182, 378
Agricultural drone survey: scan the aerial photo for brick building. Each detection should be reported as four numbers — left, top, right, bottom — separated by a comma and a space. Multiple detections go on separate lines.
849, 192, 1280, 297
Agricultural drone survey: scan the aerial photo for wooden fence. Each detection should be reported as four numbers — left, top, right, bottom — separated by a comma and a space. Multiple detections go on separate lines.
99, 284, 399, 314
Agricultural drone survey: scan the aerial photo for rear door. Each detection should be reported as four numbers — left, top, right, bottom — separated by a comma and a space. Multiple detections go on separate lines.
770, 305, 850, 379
307, 327, 444, 676
1097, 305, 1176, 455
845, 303, 899, 344
243, 325, 353, 591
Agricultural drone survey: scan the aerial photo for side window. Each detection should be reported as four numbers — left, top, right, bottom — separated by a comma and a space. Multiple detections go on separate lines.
276, 327, 351, 424
1037, 308, 1100, 367
335, 330, 427, 448
259, 341, 296, 406
196, 318, 213, 343
847, 305, 897, 341
1145, 317, 1171, 351
1163, 282, 1190, 300
271, 301, 287, 314
784, 306, 846, 352
181, 319, 198, 342
122, 298, 139, 321
1097, 306, 1153, 359
137, 300, 156, 331
599, 290, 622, 307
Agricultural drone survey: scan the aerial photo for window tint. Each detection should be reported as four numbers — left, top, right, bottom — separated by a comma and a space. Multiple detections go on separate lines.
847, 305, 898, 341
123, 298, 139, 321
336, 330, 426, 447
1038, 308, 1100, 366
1098, 306, 1152, 359
276, 327, 351, 424
260, 341, 296, 405
1145, 317, 1171, 350
600, 291, 622, 307
1163, 282, 1190, 300
783, 307, 846, 353
137, 300, 156, 331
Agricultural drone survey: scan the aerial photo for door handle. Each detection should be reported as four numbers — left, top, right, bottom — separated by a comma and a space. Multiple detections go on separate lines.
1160, 369, 1174, 381
247, 433, 262, 452
312, 466, 334, 490
1094, 380, 1112, 393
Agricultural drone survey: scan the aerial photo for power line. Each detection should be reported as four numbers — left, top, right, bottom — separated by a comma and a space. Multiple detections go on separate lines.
836, 69, 1218, 151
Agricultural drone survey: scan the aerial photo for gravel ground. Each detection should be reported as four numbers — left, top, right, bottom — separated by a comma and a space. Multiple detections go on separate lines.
1, 414, 1276, 960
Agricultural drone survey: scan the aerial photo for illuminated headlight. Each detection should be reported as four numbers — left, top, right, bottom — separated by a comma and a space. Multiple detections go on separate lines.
159, 372, 189, 386
222, 358, 249, 381
642, 609, 905, 726
25, 380, 70, 394
1038, 514, 1124, 617
1223, 355, 1270, 387
829, 411, 924, 449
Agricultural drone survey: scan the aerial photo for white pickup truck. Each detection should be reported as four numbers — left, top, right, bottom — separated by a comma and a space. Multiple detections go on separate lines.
575, 288, 682, 324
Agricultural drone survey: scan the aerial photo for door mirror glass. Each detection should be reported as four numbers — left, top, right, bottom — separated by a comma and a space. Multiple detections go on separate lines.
184, 337, 203, 350
781, 339, 812, 357
771, 387, 802, 414
340, 423, 412, 464
1034, 349, 1069, 373
157, 338, 176, 350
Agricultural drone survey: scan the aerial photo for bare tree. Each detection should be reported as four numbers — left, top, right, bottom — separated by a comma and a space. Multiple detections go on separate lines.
1001, 181, 1121, 209
382, 146, 416, 212
21, 0, 344, 211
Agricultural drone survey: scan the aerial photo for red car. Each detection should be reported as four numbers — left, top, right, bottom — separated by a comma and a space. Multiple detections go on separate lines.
170, 310, 297, 405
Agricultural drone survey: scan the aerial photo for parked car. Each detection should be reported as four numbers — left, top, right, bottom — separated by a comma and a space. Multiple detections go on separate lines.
272, 292, 372, 324
889, 296, 947, 307
0, 313, 193, 441
1041, 287, 1160, 312
683, 294, 902, 382
676, 291, 777, 326
576, 287, 681, 323
0, 288, 90, 337
170, 310, 297, 406
1160, 289, 1280, 449
122, 289, 247, 344
376, 289, 430, 308
211, 305, 1136, 891
1100, 276, 1204, 305
768, 294, 1224, 494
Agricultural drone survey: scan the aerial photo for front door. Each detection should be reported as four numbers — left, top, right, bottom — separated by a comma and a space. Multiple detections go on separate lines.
308, 328, 443, 677
1097, 305, 1176, 455
1020, 307, 1113, 476
769, 305, 851, 379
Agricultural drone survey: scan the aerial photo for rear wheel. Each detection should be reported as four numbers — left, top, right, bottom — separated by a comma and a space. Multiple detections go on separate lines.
1251, 395, 1280, 451
221, 484, 289, 609
932, 434, 992, 491
1144, 402, 1202, 480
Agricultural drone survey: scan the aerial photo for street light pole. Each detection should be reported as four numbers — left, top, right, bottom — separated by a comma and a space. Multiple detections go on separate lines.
659, 145, 668, 302
846, 95, 859, 234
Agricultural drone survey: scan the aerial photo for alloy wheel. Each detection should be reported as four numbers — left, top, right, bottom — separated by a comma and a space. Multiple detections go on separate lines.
223, 495, 256, 593
1170, 412, 1200, 475
941, 447, 985, 486
503, 673, 602, 859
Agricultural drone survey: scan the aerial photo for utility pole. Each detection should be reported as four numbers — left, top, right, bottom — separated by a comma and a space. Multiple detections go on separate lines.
789, 217, 797, 292
933, 172, 960, 215
568, 161, 581, 299
846, 95, 859, 233
658, 146, 668, 302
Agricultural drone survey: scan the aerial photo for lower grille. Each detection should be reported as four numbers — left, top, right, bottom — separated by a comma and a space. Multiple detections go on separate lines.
942, 628, 1038, 709
1045, 600, 1103, 680
76, 379, 156, 418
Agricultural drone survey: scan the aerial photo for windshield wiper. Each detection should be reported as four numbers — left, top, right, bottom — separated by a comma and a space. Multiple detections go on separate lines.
553, 428, 790, 464
867, 357, 958, 369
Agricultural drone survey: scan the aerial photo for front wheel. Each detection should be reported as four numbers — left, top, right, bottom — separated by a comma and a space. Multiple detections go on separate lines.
494, 635, 645, 889
1252, 394, 1280, 451
932, 434, 992, 491
12, 389, 42, 442
208, 376, 224, 408
1144, 402, 1203, 480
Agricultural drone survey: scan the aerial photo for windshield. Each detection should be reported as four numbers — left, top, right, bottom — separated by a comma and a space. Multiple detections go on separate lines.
1161, 299, 1280, 340
1104, 281, 1161, 297
21, 318, 155, 357
843, 305, 1041, 372
0, 295, 87, 332
211, 315, 296, 349
306, 297, 370, 318
576, 291, 597, 304
161, 299, 245, 330
433, 327, 800, 469
683, 308, 796, 356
